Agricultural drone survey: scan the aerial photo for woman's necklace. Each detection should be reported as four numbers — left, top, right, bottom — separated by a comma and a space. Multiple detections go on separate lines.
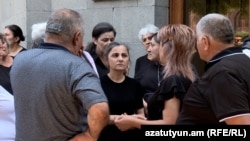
157, 64, 163, 86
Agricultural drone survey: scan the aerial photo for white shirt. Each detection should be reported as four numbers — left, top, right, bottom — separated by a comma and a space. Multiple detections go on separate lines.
0, 86, 15, 141
82, 51, 99, 77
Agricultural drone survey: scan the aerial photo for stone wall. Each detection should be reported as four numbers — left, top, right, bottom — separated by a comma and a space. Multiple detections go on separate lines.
0, 0, 169, 76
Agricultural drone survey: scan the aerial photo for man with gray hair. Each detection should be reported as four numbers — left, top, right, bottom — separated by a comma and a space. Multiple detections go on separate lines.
30, 21, 99, 77
10, 8, 109, 140
176, 13, 250, 124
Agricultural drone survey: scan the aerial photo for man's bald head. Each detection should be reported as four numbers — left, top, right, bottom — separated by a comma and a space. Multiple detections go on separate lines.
46, 8, 84, 41
44, 8, 85, 56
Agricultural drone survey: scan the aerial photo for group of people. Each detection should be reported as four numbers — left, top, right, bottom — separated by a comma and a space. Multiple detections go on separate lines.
0, 8, 250, 141
0, 24, 26, 140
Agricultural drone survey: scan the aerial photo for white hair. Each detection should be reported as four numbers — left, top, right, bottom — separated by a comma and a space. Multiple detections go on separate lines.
138, 24, 159, 42
31, 22, 47, 48
31, 22, 47, 40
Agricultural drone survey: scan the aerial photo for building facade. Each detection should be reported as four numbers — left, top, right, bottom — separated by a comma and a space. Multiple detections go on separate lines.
0, 0, 169, 76
1, 0, 249, 76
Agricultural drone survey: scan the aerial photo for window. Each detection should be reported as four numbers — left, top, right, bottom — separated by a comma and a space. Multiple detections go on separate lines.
170, 0, 250, 75
187, 0, 250, 45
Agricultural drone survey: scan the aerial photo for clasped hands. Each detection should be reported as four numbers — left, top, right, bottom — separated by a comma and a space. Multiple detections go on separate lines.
114, 113, 146, 131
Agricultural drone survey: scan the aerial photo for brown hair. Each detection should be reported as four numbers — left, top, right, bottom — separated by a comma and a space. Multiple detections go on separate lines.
0, 33, 10, 49
104, 41, 131, 75
158, 24, 196, 81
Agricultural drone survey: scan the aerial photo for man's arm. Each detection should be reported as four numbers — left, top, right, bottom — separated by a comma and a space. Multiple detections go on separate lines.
225, 115, 250, 125
87, 102, 109, 138
70, 102, 109, 141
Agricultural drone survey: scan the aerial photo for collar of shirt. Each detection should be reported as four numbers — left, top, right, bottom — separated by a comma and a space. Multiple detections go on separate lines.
205, 46, 250, 71
37, 43, 70, 53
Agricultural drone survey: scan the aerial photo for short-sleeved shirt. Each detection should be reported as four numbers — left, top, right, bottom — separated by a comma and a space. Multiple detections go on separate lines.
98, 75, 143, 141
176, 46, 250, 124
10, 43, 108, 140
147, 75, 192, 120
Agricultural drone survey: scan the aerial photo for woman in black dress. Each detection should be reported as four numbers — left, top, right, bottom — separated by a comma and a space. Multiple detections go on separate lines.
98, 42, 145, 141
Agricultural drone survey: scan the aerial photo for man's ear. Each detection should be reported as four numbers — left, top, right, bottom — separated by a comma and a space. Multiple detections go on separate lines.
73, 32, 81, 46
202, 36, 210, 51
